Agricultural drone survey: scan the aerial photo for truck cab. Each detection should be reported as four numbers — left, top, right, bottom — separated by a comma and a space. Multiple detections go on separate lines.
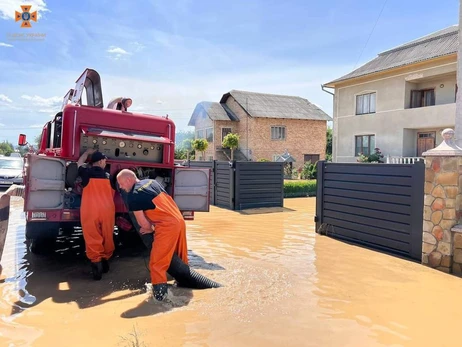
19, 68, 210, 252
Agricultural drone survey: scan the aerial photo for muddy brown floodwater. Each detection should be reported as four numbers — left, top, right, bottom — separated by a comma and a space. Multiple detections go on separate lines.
1, 196, 462, 346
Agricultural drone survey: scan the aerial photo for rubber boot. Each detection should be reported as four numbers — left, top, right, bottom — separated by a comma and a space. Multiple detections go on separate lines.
91, 261, 103, 280
102, 259, 109, 273
153, 283, 168, 301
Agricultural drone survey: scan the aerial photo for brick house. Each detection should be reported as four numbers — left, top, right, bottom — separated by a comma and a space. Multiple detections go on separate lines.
188, 90, 331, 167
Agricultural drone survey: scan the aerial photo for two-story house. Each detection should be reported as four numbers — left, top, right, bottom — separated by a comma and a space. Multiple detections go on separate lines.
188, 89, 332, 167
322, 25, 458, 163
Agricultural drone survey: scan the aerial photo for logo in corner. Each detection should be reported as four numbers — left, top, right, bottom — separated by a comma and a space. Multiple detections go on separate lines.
15, 5, 38, 28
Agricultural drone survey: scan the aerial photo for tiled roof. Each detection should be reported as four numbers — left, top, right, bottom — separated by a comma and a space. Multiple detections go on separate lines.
324, 25, 458, 86
188, 101, 239, 126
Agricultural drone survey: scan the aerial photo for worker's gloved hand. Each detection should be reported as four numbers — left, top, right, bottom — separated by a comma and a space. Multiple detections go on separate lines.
153, 283, 168, 301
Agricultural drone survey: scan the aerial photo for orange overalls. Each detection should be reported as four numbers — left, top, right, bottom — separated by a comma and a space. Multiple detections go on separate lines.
144, 192, 188, 285
126, 179, 188, 285
79, 167, 115, 263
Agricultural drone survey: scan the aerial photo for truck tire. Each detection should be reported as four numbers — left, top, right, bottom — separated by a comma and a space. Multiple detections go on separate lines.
26, 221, 60, 255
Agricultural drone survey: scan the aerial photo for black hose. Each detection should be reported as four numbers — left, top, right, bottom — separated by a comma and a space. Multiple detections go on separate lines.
168, 253, 222, 289
127, 211, 222, 290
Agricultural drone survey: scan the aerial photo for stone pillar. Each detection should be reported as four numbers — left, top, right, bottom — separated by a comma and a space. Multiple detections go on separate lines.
422, 128, 462, 273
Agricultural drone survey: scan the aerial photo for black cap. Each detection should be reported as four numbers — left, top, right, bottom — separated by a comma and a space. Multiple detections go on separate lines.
90, 151, 107, 163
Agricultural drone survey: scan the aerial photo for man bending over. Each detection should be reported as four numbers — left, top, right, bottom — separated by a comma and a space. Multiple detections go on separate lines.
116, 169, 188, 301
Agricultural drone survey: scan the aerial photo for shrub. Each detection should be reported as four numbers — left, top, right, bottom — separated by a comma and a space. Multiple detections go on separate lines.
357, 148, 384, 163
300, 161, 317, 179
284, 180, 317, 198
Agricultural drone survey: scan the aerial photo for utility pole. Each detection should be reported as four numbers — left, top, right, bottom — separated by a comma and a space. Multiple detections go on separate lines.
455, 0, 462, 147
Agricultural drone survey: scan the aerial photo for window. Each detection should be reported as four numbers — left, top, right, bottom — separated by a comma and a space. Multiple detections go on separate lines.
355, 135, 375, 156
410, 89, 435, 108
271, 126, 286, 140
206, 127, 213, 142
196, 129, 204, 139
356, 92, 376, 115
304, 154, 320, 163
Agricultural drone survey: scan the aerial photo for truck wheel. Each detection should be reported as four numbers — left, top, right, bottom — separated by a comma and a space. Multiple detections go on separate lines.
25, 221, 60, 255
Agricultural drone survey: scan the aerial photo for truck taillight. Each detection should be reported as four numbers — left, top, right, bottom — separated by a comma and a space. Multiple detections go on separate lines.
182, 211, 194, 221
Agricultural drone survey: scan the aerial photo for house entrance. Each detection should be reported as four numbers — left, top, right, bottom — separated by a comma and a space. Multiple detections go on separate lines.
417, 132, 435, 156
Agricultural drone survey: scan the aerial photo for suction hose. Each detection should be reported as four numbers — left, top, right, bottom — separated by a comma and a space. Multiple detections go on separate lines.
128, 212, 222, 291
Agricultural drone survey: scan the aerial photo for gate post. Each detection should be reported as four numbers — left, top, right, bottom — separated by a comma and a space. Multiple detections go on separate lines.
315, 160, 325, 233
422, 128, 462, 274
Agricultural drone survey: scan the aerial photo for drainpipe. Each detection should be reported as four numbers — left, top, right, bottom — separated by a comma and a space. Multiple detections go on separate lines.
321, 84, 335, 162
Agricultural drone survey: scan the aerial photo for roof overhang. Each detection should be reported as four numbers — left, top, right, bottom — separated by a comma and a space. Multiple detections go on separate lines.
323, 53, 457, 89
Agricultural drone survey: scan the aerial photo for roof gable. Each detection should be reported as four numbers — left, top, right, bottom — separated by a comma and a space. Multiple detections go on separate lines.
220, 90, 332, 121
325, 25, 458, 87
188, 101, 239, 126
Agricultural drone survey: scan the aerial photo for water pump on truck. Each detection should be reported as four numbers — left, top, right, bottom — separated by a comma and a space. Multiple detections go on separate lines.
17, 68, 210, 254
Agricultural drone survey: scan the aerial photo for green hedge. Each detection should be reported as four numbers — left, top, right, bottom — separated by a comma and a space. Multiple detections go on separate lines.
284, 180, 317, 198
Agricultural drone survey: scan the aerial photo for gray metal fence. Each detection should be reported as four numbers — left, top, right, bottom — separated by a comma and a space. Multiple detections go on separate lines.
184, 160, 284, 210
234, 161, 284, 210
315, 160, 425, 261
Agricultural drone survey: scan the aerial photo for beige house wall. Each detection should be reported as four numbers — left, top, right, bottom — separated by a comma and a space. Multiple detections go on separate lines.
331, 55, 457, 162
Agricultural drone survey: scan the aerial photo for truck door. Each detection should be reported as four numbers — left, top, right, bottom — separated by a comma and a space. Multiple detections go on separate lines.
24, 154, 66, 210
173, 167, 210, 212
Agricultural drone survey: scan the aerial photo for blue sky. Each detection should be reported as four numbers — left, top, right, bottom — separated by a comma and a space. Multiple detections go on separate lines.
0, 0, 459, 145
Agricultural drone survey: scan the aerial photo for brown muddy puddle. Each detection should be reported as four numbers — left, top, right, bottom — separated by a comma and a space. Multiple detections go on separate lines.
1, 196, 462, 346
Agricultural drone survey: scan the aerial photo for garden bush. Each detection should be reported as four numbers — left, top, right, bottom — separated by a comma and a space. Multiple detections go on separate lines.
284, 180, 317, 198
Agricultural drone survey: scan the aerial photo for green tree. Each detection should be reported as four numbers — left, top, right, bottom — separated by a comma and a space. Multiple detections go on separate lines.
175, 130, 195, 146
182, 138, 193, 161
192, 138, 208, 160
326, 128, 332, 162
222, 133, 240, 160
0, 141, 14, 156
175, 147, 187, 160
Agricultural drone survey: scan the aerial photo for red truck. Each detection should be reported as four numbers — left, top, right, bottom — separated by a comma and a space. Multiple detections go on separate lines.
18, 68, 210, 253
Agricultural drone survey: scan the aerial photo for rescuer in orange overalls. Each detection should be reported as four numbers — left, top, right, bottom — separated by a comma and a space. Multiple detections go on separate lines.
77, 149, 116, 280
116, 169, 188, 301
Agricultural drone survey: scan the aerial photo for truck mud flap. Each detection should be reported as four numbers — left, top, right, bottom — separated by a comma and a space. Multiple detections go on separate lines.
128, 211, 222, 289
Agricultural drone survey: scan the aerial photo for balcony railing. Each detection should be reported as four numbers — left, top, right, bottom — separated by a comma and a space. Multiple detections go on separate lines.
385, 155, 425, 164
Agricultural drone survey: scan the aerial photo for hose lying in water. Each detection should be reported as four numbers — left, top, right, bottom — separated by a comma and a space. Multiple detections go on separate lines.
128, 212, 222, 293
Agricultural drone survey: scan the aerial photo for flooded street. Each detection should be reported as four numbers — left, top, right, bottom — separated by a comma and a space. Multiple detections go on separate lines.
1, 196, 462, 346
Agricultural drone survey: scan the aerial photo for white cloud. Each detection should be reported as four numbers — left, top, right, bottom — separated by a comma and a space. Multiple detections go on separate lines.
29, 124, 43, 128
107, 46, 130, 55
0, 123, 4, 126
21, 94, 61, 108
0, 94, 12, 103
0, 42, 13, 47
106, 46, 132, 61
0, 0, 50, 20
156, 100, 164, 104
